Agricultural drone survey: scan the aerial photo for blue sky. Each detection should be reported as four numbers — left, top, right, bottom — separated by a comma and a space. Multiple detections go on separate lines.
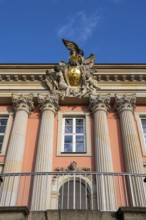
0, 0, 146, 63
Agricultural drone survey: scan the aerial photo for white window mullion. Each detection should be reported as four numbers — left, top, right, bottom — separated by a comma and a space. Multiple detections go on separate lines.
62, 116, 87, 153
62, 118, 65, 152
73, 118, 76, 152
0, 116, 9, 153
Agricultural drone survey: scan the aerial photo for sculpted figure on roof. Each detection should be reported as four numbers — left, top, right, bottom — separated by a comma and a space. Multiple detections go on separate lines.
46, 39, 100, 98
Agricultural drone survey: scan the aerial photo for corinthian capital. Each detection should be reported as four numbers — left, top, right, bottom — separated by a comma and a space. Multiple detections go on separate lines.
115, 94, 136, 113
89, 94, 111, 114
12, 94, 34, 114
38, 94, 59, 113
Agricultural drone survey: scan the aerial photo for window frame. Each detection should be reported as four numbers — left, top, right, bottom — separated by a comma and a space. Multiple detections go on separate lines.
57, 111, 92, 156
135, 112, 146, 156
63, 117, 85, 153
144, 162, 146, 173
0, 111, 13, 155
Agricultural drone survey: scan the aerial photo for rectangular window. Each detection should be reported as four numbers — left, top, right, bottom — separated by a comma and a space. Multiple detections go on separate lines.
135, 112, 146, 156
62, 117, 85, 153
141, 118, 146, 144
0, 117, 8, 152
57, 111, 92, 156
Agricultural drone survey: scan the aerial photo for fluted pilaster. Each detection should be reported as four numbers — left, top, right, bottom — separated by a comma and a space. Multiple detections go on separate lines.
115, 94, 144, 173
115, 94, 145, 206
89, 94, 116, 211
0, 94, 34, 206
89, 94, 113, 172
31, 94, 59, 210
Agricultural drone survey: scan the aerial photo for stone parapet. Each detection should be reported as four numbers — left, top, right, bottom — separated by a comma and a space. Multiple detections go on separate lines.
0, 206, 29, 220
117, 207, 146, 220
0, 207, 146, 220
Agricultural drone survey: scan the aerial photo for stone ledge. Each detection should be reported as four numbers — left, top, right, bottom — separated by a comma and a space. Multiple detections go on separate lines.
0, 206, 29, 214
0, 207, 146, 220
117, 207, 146, 220
43, 210, 115, 220
0, 206, 29, 220
27, 210, 117, 220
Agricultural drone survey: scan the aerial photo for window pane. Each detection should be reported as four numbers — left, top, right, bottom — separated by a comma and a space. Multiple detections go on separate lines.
76, 135, 84, 143
141, 119, 146, 124
141, 119, 146, 133
0, 126, 6, 133
0, 135, 4, 143
76, 143, 84, 152
144, 136, 146, 143
76, 126, 84, 133
65, 126, 73, 133
65, 119, 73, 125
64, 136, 73, 143
0, 143, 2, 152
76, 119, 83, 125
64, 143, 73, 152
0, 119, 8, 125
142, 126, 146, 133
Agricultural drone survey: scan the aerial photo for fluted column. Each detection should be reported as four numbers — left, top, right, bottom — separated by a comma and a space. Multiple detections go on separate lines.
31, 94, 59, 210
115, 94, 145, 206
0, 94, 34, 206
89, 94, 116, 211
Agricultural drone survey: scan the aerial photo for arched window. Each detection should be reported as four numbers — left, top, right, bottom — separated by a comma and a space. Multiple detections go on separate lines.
59, 180, 90, 209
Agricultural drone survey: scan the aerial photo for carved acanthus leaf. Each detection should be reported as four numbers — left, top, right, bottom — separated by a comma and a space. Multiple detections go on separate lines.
89, 94, 111, 113
38, 94, 59, 113
12, 94, 34, 114
115, 94, 136, 113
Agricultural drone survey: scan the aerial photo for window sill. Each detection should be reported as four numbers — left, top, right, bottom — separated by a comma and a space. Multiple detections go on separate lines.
57, 152, 92, 157
61, 152, 87, 154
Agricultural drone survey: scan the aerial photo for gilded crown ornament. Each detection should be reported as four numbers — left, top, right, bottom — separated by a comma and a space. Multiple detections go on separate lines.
46, 39, 100, 99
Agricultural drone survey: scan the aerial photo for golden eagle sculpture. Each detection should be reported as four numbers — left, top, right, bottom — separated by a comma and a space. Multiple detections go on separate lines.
62, 38, 95, 67
62, 38, 84, 56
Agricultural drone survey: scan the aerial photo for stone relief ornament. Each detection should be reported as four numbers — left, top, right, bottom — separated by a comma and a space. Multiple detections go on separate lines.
53, 162, 93, 184
46, 39, 100, 99
54, 161, 90, 172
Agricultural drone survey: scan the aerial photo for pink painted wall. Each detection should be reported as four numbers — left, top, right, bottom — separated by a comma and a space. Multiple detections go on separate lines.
108, 109, 126, 172
21, 111, 40, 172
53, 106, 95, 171
1, 104, 146, 208
1, 104, 146, 173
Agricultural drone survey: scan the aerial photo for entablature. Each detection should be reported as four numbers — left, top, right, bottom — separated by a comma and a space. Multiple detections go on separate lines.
0, 64, 146, 105
0, 64, 146, 82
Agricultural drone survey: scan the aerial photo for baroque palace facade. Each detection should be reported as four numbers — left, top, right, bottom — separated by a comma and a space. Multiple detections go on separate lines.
0, 39, 146, 219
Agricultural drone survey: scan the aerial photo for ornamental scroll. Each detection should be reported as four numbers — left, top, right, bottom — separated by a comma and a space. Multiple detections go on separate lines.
46, 39, 100, 99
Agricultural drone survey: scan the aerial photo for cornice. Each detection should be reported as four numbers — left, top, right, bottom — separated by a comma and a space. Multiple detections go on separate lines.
0, 74, 45, 81
94, 64, 146, 69
0, 64, 146, 105
0, 63, 146, 69
0, 64, 55, 69
0, 70, 146, 82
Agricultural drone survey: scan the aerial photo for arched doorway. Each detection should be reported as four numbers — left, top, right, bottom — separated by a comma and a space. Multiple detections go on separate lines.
59, 180, 90, 209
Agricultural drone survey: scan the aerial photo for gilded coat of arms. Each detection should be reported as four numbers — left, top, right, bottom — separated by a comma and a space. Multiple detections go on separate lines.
46, 39, 100, 98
